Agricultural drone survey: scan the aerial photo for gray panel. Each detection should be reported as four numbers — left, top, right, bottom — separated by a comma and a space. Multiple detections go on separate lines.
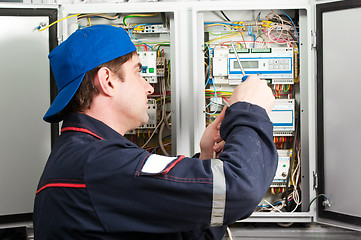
0, 16, 51, 215
322, 8, 361, 218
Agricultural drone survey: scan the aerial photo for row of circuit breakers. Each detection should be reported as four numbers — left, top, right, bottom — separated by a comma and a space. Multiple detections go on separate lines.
134, 47, 295, 188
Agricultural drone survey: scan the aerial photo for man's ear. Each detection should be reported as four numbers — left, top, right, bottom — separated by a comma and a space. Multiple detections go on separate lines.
94, 67, 116, 96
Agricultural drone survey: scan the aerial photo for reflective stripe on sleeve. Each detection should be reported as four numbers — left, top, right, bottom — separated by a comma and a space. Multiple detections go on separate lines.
210, 158, 226, 227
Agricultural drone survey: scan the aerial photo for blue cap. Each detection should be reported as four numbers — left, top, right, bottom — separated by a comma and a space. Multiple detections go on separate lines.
43, 25, 136, 123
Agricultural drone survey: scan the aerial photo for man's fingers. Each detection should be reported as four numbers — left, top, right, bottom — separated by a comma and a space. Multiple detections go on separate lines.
214, 133, 222, 143
213, 140, 225, 153
213, 106, 227, 124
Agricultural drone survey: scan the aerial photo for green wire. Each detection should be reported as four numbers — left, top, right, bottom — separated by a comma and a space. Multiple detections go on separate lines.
123, 15, 143, 26
123, 13, 158, 27
308, 194, 328, 211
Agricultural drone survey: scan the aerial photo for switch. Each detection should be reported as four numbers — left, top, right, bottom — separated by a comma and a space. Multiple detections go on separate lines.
141, 66, 148, 73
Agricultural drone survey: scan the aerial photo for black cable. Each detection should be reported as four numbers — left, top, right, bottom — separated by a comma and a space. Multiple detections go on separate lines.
287, 30, 298, 42
220, 11, 231, 22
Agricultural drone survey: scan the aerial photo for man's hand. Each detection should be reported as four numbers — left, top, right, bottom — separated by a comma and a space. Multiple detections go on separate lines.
199, 75, 274, 160
199, 107, 226, 160
230, 75, 275, 113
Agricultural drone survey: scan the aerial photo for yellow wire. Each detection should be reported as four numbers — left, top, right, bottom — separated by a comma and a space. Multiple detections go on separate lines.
167, 59, 171, 89
206, 32, 242, 44
78, 13, 119, 20
206, 23, 234, 35
38, 13, 81, 32
88, 17, 91, 26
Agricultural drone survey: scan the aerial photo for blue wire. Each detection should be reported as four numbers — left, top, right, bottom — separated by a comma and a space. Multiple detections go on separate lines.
280, 9, 299, 45
258, 200, 283, 208
128, 23, 163, 51
205, 81, 219, 115
128, 28, 133, 39
132, 36, 154, 51
204, 43, 212, 87
204, 43, 219, 115
248, 26, 256, 48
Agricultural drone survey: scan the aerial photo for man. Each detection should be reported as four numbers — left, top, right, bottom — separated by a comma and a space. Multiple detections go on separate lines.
34, 25, 277, 239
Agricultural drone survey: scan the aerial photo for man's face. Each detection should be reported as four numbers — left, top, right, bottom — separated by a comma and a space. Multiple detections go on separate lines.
113, 54, 154, 132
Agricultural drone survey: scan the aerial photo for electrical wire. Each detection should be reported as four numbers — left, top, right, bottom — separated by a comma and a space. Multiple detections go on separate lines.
207, 24, 234, 36
166, 59, 171, 89
283, 102, 299, 209
78, 13, 120, 20
142, 69, 167, 149
308, 194, 328, 211
220, 11, 231, 22
205, 81, 219, 115
280, 10, 299, 45
203, 44, 220, 115
158, 112, 172, 156
123, 13, 159, 27
226, 227, 234, 240
206, 32, 242, 44
38, 13, 81, 32
264, 199, 284, 213
205, 22, 244, 27
290, 149, 301, 212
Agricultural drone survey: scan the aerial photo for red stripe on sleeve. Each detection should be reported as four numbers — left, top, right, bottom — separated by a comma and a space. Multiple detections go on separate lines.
162, 155, 185, 174
36, 183, 86, 194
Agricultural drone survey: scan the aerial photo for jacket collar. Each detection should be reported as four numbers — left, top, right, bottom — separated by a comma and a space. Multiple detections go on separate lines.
61, 113, 124, 140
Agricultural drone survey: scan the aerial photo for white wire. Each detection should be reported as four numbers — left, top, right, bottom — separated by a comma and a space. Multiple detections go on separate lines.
290, 149, 302, 212
226, 227, 234, 240
264, 199, 284, 213
142, 75, 167, 148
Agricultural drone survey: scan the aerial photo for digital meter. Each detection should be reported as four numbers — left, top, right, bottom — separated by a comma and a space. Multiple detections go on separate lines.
228, 47, 294, 80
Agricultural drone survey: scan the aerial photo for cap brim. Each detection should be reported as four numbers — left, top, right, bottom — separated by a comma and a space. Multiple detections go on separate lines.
43, 73, 85, 123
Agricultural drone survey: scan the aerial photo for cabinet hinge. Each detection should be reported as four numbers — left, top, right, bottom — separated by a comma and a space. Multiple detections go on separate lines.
311, 31, 317, 49
313, 171, 318, 190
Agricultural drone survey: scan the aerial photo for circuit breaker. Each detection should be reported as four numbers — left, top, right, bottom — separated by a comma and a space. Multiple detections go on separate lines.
138, 51, 157, 83
271, 149, 291, 188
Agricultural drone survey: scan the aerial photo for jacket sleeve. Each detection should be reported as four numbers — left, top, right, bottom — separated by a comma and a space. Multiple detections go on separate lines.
218, 102, 278, 225
84, 101, 277, 234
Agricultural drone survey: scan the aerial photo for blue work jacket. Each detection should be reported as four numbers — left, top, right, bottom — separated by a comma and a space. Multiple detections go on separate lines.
33, 101, 278, 239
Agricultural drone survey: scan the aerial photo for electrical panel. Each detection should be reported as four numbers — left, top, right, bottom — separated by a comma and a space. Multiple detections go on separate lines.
201, 9, 300, 215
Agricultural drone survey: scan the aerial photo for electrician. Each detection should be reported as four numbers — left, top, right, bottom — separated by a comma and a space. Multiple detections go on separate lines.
34, 25, 277, 239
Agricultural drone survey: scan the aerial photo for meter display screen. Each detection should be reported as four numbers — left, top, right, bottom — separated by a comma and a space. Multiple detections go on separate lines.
234, 61, 258, 69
